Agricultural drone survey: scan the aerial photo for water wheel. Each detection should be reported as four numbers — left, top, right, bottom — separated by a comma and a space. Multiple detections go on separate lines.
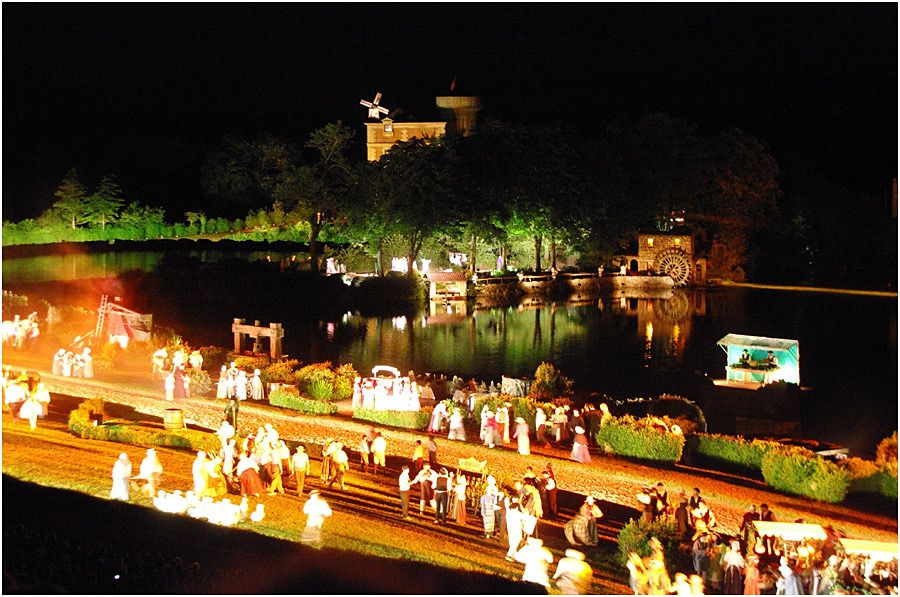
657, 292, 691, 323
655, 249, 692, 286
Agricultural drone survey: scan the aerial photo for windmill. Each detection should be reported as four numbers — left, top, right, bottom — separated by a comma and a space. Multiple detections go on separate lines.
360, 92, 389, 119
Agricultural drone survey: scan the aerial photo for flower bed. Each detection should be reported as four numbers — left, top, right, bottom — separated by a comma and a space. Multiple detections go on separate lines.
268, 386, 337, 415
595, 415, 684, 463
353, 408, 432, 431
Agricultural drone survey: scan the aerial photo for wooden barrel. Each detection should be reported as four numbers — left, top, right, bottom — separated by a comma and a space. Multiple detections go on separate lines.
164, 408, 185, 430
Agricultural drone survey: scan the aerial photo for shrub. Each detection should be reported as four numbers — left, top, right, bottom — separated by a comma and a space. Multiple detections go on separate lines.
693, 434, 780, 471
649, 394, 707, 433
353, 408, 432, 430
760, 448, 851, 503
234, 355, 269, 371
269, 386, 337, 415
616, 518, 690, 575
296, 363, 337, 401
265, 359, 301, 385
529, 362, 573, 401
306, 378, 334, 401
840, 457, 899, 499
595, 415, 685, 463
333, 363, 358, 401
875, 432, 898, 476
186, 368, 212, 395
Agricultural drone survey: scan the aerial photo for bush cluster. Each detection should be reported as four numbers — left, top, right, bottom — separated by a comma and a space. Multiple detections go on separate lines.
262, 360, 357, 402
67, 400, 221, 454
839, 457, 898, 500
353, 408, 432, 430
616, 518, 689, 574
693, 434, 781, 471
595, 415, 685, 463
760, 448, 852, 503
268, 387, 338, 415
528, 362, 573, 402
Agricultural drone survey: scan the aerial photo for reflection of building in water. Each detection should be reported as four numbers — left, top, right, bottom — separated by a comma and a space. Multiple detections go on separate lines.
602, 291, 707, 363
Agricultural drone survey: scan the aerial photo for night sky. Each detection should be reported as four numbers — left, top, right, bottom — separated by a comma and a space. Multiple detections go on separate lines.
3, 4, 897, 221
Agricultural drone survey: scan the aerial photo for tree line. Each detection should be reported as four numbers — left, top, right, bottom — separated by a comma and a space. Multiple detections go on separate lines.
4, 113, 895, 288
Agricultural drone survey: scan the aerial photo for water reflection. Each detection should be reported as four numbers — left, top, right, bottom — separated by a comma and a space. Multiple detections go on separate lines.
1, 250, 307, 284
337, 290, 708, 387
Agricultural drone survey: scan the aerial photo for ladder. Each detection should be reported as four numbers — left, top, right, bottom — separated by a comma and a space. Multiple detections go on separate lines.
93, 294, 109, 345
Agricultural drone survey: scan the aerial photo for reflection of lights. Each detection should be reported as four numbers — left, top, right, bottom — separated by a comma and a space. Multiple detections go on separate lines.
326, 322, 335, 341
673, 323, 680, 343
342, 311, 352, 324
645, 322, 654, 342
619, 297, 627, 309
392, 316, 407, 331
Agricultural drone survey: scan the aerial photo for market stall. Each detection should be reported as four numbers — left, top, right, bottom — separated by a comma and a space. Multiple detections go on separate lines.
718, 334, 800, 386
840, 539, 899, 563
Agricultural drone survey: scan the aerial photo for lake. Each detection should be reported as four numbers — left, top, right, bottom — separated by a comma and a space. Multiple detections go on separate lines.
3, 247, 897, 456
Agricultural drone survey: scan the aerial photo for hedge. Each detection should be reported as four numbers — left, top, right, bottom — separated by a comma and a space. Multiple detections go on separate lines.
693, 434, 781, 471
840, 457, 899, 500
268, 387, 338, 415
760, 448, 852, 503
67, 400, 221, 454
353, 408, 432, 430
595, 415, 684, 463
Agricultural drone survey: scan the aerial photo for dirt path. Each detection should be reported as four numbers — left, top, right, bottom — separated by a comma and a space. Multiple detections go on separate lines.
4, 349, 897, 549
3, 393, 631, 593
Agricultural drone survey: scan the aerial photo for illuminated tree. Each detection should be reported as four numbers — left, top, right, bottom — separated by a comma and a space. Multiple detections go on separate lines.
52, 168, 90, 229
84, 175, 125, 230
374, 138, 457, 277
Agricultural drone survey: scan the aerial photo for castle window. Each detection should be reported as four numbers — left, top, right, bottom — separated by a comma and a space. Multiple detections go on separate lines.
646, 237, 654, 247
674, 238, 681, 246
383, 121, 393, 134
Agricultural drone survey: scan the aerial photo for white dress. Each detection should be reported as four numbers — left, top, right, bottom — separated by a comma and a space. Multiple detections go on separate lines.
236, 374, 248, 401
216, 372, 228, 399
514, 422, 531, 455
110, 458, 132, 501
250, 375, 264, 401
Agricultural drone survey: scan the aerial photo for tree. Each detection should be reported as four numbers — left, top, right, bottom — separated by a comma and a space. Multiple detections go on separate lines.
84, 175, 124, 229
52, 169, 90, 229
201, 134, 297, 217
275, 121, 356, 273
374, 138, 458, 277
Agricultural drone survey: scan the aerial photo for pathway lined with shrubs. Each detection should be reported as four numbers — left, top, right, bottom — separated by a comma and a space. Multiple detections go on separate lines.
7, 353, 895, 545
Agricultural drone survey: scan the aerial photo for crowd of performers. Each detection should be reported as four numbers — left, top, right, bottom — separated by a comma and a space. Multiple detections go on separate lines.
150, 347, 207, 402
2, 312, 40, 350
2, 368, 52, 430
51, 347, 94, 378
426, 396, 610, 467
626, 482, 899, 595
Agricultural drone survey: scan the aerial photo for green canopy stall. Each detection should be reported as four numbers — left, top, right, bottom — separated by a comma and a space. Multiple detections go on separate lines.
718, 334, 800, 385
